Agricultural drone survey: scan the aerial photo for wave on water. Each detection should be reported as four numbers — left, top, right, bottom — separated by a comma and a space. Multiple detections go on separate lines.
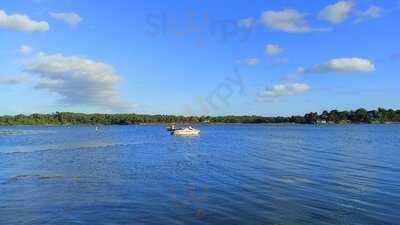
0, 129, 55, 136
0, 141, 151, 155
1, 174, 91, 185
0, 130, 25, 136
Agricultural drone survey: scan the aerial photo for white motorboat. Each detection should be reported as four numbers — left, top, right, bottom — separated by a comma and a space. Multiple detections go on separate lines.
171, 126, 200, 136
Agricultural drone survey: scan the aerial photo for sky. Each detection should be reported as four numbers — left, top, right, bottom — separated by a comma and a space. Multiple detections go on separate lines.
0, 0, 399, 116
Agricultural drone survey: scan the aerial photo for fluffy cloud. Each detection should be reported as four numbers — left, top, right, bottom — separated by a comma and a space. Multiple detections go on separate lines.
265, 44, 283, 56
0, 9, 49, 32
260, 83, 310, 98
237, 58, 260, 66
238, 18, 256, 28
19, 45, 34, 55
303, 57, 375, 74
319, 1, 354, 24
0, 75, 27, 85
287, 57, 375, 79
260, 9, 313, 32
355, 5, 382, 23
49, 12, 82, 26
24, 53, 132, 111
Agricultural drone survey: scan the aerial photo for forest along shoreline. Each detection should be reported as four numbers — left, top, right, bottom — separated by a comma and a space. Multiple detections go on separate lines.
1, 108, 400, 126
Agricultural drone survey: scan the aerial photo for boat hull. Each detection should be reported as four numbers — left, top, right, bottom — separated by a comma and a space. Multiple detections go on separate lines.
172, 129, 200, 136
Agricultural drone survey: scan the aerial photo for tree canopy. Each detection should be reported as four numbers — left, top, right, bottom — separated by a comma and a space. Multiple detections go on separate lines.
0, 108, 399, 125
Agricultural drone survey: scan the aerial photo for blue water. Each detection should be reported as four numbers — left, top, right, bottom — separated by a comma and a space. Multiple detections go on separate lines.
0, 124, 399, 225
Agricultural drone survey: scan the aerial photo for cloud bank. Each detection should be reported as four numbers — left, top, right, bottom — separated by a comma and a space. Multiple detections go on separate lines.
0, 9, 49, 32
24, 54, 133, 111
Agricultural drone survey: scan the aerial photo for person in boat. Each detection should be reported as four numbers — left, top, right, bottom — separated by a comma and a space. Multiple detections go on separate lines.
166, 123, 176, 131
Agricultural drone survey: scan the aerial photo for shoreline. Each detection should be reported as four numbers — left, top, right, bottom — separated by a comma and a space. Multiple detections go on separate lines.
1, 122, 399, 126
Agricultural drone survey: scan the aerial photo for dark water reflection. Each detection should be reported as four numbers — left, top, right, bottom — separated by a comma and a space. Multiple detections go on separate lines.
0, 125, 399, 224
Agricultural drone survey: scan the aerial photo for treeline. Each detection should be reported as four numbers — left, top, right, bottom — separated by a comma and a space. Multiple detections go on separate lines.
0, 108, 399, 125
303, 108, 400, 124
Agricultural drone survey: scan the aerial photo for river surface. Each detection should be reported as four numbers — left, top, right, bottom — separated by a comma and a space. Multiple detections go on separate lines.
0, 124, 399, 225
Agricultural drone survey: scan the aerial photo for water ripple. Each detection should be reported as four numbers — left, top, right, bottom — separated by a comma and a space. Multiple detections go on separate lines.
0, 124, 399, 224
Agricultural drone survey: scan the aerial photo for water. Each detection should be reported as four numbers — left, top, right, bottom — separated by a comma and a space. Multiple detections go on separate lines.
0, 124, 399, 225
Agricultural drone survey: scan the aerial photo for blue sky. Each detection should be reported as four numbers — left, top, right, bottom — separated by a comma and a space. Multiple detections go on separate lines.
0, 0, 399, 116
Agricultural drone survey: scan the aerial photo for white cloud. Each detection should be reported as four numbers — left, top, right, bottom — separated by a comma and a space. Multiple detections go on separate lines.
0, 75, 27, 85
49, 12, 82, 26
261, 9, 315, 32
0, 9, 49, 32
24, 53, 133, 111
361, 5, 382, 18
237, 58, 260, 66
319, 1, 354, 24
355, 5, 382, 23
238, 18, 256, 28
287, 57, 375, 79
19, 45, 34, 55
260, 83, 310, 98
304, 57, 375, 74
265, 44, 283, 56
